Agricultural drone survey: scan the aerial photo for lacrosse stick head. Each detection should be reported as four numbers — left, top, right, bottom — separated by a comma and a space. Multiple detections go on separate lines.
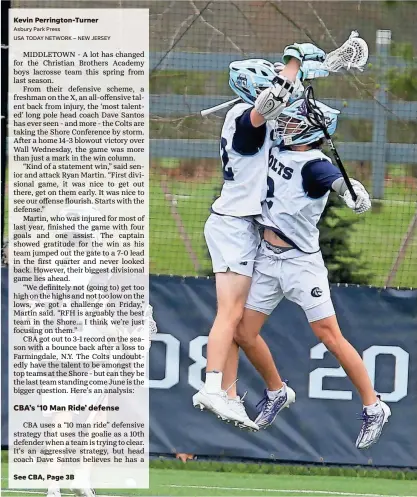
323, 31, 369, 72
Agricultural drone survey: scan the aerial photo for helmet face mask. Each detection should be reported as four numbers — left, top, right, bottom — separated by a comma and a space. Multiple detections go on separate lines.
275, 98, 339, 146
276, 115, 309, 145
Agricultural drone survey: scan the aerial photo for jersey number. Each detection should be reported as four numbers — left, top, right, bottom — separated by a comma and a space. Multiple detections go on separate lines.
266, 176, 274, 209
221, 137, 234, 181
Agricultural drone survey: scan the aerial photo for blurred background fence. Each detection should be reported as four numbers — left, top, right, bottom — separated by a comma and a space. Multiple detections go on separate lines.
7, 0, 417, 287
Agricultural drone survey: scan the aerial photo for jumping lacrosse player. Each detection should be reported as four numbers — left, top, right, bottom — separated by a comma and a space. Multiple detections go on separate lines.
193, 43, 328, 430
222, 91, 391, 450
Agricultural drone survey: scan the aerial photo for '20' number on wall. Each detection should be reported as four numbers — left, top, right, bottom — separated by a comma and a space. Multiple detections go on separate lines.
309, 344, 409, 402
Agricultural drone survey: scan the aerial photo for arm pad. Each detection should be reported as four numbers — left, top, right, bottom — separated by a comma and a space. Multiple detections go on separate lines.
331, 176, 349, 195
254, 75, 294, 120
331, 177, 368, 196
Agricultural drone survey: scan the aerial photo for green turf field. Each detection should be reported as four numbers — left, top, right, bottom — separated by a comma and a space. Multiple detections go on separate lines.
2, 463, 417, 497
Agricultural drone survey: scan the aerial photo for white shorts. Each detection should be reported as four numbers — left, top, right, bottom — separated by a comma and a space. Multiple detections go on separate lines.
245, 240, 335, 322
204, 213, 260, 277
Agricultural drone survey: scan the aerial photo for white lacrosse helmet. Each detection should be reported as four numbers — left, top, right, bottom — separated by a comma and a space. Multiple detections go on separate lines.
229, 59, 278, 104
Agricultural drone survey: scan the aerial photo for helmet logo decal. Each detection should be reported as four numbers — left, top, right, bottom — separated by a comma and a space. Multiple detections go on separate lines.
298, 101, 308, 117
236, 74, 248, 87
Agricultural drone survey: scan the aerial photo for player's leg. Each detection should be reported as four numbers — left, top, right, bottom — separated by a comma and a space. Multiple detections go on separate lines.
193, 214, 258, 429
236, 310, 296, 428
231, 243, 296, 428
310, 315, 376, 404
195, 273, 254, 426
221, 338, 255, 425
206, 270, 252, 379
196, 270, 260, 427
283, 251, 391, 449
219, 307, 278, 398
234, 310, 283, 392
221, 338, 239, 397
222, 311, 289, 429
220, 294, 274, 398
309, 314, 391, 449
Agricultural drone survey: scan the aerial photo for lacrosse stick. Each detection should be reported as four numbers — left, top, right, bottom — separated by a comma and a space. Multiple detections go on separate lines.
200, 97, 241, 117
200, 32, 368, 117
303, 85, 357, 201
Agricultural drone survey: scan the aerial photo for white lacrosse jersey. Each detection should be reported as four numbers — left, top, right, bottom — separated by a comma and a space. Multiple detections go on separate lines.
258, 148, 334, 253
211, 103, 275, 217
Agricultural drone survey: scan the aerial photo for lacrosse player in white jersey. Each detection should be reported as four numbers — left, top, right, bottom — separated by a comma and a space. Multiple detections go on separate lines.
223, 94, 391, 449
193, 43, 329, 429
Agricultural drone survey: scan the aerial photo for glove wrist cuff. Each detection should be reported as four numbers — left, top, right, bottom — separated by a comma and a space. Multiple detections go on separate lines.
283, 49, 303, 64
331, 177, 349, 195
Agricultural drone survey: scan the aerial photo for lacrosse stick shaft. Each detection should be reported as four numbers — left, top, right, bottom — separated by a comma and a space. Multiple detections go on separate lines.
200, 97, 240, 117
303, 85, 357, 202
323, 131, 357, 201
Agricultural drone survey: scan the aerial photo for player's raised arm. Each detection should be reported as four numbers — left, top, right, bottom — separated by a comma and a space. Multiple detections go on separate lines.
250, 59, 299, 127
250, 42, 326, 127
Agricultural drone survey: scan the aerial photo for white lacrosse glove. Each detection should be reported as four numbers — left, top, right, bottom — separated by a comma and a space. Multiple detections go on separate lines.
283, 43, 326, 64
254, 74, 294, 120
274, 60, 328, 83
341, 179, 371, 214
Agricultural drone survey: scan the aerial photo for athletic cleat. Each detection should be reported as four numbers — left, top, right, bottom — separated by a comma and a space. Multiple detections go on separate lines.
193, 387, 257, 428
228, 394, 259, 431
255, 383, 296, 429
355, 400, 391, 450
